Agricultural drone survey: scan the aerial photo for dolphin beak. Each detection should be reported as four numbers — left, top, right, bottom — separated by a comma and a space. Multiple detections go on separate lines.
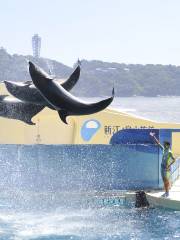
29, 61, 35, 72
29, 61, 52, 85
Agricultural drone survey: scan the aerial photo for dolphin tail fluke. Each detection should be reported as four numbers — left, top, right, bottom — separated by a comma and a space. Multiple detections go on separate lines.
103, 87, 115, 103
90, 88, 114, 112
58, 110, 69, 124
112, 87, 115, 97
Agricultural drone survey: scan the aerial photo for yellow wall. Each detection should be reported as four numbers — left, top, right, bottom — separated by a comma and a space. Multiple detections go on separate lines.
73, 109, 180, 144
172, 133, 180, 157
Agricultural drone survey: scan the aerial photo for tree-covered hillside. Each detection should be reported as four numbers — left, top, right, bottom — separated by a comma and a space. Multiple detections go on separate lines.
1, 48, 180, 97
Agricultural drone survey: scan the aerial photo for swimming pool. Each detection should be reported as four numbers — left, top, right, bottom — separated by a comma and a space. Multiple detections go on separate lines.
0, 191, 179, 240
0, 144, 178, 239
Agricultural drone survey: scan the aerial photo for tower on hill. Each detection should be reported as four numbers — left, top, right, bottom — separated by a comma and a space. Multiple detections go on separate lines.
32, 34, 41, 58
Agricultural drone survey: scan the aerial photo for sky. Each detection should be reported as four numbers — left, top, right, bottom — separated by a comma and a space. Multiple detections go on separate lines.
1, 0, 180, 67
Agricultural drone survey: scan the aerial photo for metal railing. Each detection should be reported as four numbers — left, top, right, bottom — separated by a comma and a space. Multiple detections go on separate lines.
171, 158, 180, 185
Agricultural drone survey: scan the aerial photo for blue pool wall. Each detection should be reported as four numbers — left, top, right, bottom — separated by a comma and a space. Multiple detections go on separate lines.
0, 144, 159, 191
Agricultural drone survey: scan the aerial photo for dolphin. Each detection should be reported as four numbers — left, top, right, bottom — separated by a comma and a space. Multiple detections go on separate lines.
4, 65, 80, 106
29, 61, 114, 124
0, 95, 44, 125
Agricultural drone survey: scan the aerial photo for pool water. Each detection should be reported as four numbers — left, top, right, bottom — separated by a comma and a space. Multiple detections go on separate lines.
0, 192, 179, 240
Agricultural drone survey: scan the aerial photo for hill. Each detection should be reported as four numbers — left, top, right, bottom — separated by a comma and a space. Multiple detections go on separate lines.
1, 48, 180, 97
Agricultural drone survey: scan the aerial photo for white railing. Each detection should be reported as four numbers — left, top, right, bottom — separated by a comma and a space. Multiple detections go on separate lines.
171, 157, 180, 185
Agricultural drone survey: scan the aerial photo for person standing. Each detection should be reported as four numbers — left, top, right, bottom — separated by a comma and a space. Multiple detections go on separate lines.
150, 132, 176, 197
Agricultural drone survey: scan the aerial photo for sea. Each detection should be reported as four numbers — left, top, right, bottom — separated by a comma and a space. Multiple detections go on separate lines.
111, 96, 180, 123
0, 97, 180, 240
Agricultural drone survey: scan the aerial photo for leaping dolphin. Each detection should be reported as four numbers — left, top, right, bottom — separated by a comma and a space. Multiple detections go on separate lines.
29, 61, 114, 124
4, 65, 80, 106
0, 95, 44, 125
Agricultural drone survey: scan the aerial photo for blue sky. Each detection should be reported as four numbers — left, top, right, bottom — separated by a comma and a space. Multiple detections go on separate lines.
1, 0, 180, 66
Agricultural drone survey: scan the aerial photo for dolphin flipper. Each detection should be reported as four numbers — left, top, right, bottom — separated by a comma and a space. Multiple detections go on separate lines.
58, 110, 69, 124
21, 104, 45, 125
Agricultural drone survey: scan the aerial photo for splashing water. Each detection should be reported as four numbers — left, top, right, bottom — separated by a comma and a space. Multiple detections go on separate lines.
0, 198, 179, 240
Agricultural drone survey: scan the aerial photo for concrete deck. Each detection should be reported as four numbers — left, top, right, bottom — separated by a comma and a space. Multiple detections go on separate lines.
146, 178, 180, 210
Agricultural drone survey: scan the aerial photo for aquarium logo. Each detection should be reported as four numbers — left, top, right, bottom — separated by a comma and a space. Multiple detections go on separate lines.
81, 119, 101, 141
